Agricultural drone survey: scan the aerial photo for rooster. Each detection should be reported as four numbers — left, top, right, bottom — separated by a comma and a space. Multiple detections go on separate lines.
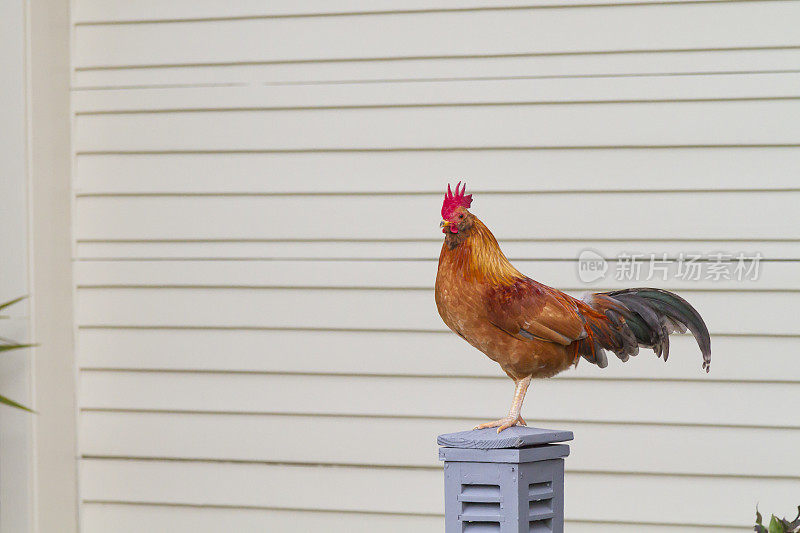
435, 183, 711, 432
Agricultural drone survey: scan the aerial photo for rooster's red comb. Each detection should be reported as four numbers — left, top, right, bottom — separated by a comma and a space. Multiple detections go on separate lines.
441, 181, 473, 219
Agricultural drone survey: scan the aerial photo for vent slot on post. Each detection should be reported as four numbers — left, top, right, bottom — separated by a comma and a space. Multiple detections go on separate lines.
460, 483, 501, 503
461, 501, 502, 522
529, 518, 553, 532
529, 499, 553, 516
528, 481, 554, 502
463, 521, 501, 532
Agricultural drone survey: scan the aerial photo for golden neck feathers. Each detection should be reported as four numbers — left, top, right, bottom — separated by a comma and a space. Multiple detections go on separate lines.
440, 216, 522, 286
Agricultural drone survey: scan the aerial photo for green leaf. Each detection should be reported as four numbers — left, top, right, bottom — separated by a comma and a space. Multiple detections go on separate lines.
769, 516, 786, 533
0, 394, 34, 413
0, 299, 35, 414
0, 296, 27, 313
0, 343, 35, 354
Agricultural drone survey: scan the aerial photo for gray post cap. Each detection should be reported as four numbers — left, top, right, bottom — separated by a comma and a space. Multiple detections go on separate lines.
437, 426, 573, 449
438, 427, 573, 464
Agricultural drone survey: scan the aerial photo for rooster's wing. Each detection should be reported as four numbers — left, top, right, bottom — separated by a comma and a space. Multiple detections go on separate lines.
486, 279, 587, 345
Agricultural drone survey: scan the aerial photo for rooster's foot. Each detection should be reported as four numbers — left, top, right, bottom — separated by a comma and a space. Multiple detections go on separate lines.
473, 415, 526, 433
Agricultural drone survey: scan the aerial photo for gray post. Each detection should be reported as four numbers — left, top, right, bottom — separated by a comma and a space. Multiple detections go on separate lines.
438, 427, 573, 533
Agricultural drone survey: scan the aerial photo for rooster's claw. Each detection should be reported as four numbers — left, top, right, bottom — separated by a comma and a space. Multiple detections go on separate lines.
473, 415, 526, 433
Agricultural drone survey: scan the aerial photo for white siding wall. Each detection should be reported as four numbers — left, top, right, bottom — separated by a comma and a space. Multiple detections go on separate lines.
0, 3, 34, 530
71, 1, 800, 531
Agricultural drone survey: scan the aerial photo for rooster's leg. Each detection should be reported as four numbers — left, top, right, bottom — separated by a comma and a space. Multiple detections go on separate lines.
474, 376, 531, 433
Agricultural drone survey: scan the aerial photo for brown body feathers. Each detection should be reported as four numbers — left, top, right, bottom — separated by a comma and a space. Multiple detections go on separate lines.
435, 201, 711, 383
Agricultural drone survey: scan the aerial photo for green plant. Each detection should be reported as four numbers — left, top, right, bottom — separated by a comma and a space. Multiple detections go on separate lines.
755, 506, 800, 533
0, 296, 34, 412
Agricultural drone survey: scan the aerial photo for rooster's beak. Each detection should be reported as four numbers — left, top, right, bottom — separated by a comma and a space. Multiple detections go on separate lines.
440, 220, 450, 228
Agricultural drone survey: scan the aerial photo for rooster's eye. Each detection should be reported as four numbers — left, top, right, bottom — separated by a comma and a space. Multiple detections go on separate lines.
458, 214, 464, 219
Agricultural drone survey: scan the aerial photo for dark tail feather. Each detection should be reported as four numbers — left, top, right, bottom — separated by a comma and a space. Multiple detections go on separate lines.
579, 288, 711, 372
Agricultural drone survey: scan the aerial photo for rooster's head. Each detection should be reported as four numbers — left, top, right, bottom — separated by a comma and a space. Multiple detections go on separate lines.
440, 181, 473, 235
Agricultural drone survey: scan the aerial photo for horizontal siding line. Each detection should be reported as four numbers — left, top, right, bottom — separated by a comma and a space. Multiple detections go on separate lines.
77, 455, 800, 481
80, 499, 442, 518
72, 45, 800, 72
78, 408, 800, 431
75, 325, 800, 339
76, 367, 800, 385
72, 0, 787, 26
72, 144, 800, 155
77, 407, 480, 418
73, 257, 436, 261
71, 95, 800, 115
77, 325, 448, 333
74, 284, 800, 293
74, 285, 428, 290
76, 367, 507, 380
70, 255, 792, 261
68, 68, 800, 91
79, 455, 800, 485
74, 82, 247, 92
79, 500, 749, 531
72, 187, 800, 197
77, 502, 745, 531
567, 519, 740, 530
81, 455, 436, 471
69, 256, 800, 263
73, 285, 800, 293
72, 257, 450, 262
72, 236, 800, 243
75, 413, 800, 432
75, 286, 440, 291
